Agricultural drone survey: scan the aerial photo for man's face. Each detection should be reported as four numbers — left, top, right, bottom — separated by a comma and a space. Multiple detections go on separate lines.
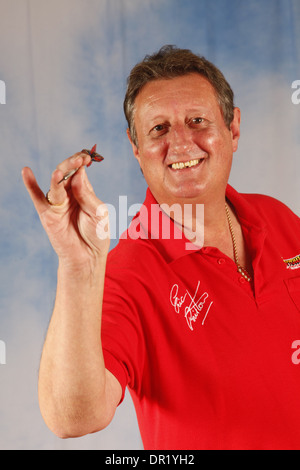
127, 73, 240, 206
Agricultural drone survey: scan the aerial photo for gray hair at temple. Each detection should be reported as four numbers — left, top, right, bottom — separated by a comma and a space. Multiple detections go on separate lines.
123, 45, 235, 146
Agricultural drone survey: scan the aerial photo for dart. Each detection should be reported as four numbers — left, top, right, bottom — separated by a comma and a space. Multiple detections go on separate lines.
86, 144, 104, 166
58, 145, 104, 183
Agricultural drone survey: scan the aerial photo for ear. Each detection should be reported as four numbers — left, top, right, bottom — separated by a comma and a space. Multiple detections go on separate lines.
230, 107, 241, 153
126, 128, 141, 165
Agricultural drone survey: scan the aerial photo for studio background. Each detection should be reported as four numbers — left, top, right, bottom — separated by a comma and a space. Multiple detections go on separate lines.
0, 0, 299, 450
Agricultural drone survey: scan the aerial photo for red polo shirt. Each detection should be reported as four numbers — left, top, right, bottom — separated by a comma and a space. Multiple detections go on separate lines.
101, 185, 300, 450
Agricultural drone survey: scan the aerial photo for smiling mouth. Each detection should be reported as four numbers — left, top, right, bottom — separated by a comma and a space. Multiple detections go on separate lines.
169, 158, 204, 170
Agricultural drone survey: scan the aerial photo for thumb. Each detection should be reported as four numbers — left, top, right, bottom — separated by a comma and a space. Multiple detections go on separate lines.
22, 166, 49, 215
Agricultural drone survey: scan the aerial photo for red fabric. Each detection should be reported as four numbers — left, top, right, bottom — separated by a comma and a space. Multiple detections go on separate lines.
102, 185, 300, 450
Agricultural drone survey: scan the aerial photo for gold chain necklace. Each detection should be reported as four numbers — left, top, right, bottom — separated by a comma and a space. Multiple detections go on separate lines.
225, 203, 252, 282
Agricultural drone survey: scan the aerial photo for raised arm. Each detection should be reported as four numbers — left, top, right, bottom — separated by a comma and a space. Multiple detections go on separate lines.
22, 152, 122, 438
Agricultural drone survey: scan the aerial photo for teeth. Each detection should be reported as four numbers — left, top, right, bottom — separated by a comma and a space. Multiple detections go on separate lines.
171, 159, 201, 170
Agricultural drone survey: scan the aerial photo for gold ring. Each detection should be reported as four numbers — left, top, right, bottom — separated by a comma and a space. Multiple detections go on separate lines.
45, 190, 64, 207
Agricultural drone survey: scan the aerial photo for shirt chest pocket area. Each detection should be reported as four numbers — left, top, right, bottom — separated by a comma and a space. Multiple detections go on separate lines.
285, 276, 300, 312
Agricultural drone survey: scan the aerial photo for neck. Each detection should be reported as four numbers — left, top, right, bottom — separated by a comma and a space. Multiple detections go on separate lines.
158, 190, 253, 280
202, 196, 229, 247
160, 192, 230, 249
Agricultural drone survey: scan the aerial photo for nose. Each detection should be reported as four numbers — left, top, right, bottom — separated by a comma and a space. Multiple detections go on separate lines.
168, 123, 195, 156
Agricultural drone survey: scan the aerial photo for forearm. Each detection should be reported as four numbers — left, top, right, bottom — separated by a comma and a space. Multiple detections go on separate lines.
22, 159, 120, 437
38, 257, 110, 437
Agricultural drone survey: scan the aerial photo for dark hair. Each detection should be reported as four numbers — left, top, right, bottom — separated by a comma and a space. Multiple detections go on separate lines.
124, 45, 235, 145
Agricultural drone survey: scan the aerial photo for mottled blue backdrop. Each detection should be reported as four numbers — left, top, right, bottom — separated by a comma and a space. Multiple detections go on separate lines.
0, 0, 299, 449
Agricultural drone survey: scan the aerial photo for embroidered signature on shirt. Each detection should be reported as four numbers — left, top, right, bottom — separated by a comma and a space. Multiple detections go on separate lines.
170, 281, 213, 331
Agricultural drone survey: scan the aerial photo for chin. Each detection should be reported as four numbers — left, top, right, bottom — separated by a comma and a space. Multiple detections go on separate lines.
168, 183, 208, 203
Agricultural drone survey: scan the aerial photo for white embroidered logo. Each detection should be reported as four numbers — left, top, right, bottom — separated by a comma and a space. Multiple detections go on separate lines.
170, 281, 213, 331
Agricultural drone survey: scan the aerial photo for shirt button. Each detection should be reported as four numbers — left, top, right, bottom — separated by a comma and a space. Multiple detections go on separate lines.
239, 276, 246, 284
218, 258, 225, 265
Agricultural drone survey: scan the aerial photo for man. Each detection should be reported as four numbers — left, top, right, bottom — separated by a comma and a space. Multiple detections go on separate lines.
22, 46, 300, 450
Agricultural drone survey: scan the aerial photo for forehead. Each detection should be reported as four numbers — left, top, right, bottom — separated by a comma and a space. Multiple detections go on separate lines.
134, 73, 219, 116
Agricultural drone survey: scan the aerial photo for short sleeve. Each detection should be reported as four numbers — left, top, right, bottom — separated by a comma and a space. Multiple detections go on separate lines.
101, 252, 147, 403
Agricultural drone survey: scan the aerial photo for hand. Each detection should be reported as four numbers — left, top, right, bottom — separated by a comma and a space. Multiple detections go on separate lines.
22, 151, 110, 271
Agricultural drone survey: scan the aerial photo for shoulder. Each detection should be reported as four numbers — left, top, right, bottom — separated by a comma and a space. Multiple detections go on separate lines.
240, 192, 300, 251
242, 192, 299, 225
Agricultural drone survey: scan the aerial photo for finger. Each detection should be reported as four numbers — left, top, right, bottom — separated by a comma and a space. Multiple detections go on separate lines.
70, 166, 101, 213
55, 152, 92, 190
46, 168, 69, 206
56, 152, 91, 175
48, 152, 91, 204
22, 167, 50, 215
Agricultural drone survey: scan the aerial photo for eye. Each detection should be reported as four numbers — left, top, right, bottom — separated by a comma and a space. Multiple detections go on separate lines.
149, 123, 169, 137
153, 124, 165, 132
190, 117, 204, 125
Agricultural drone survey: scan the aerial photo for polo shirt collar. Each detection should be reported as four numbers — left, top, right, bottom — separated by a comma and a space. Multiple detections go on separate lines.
132, 188, 199, 261
225, 185, 267, 235
131, 185, 267, 264
225, 185, 268, 274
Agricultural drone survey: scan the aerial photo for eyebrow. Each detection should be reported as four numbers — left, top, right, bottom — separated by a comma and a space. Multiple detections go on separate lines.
146, 107, 210, 126
147, 105, 210, 120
